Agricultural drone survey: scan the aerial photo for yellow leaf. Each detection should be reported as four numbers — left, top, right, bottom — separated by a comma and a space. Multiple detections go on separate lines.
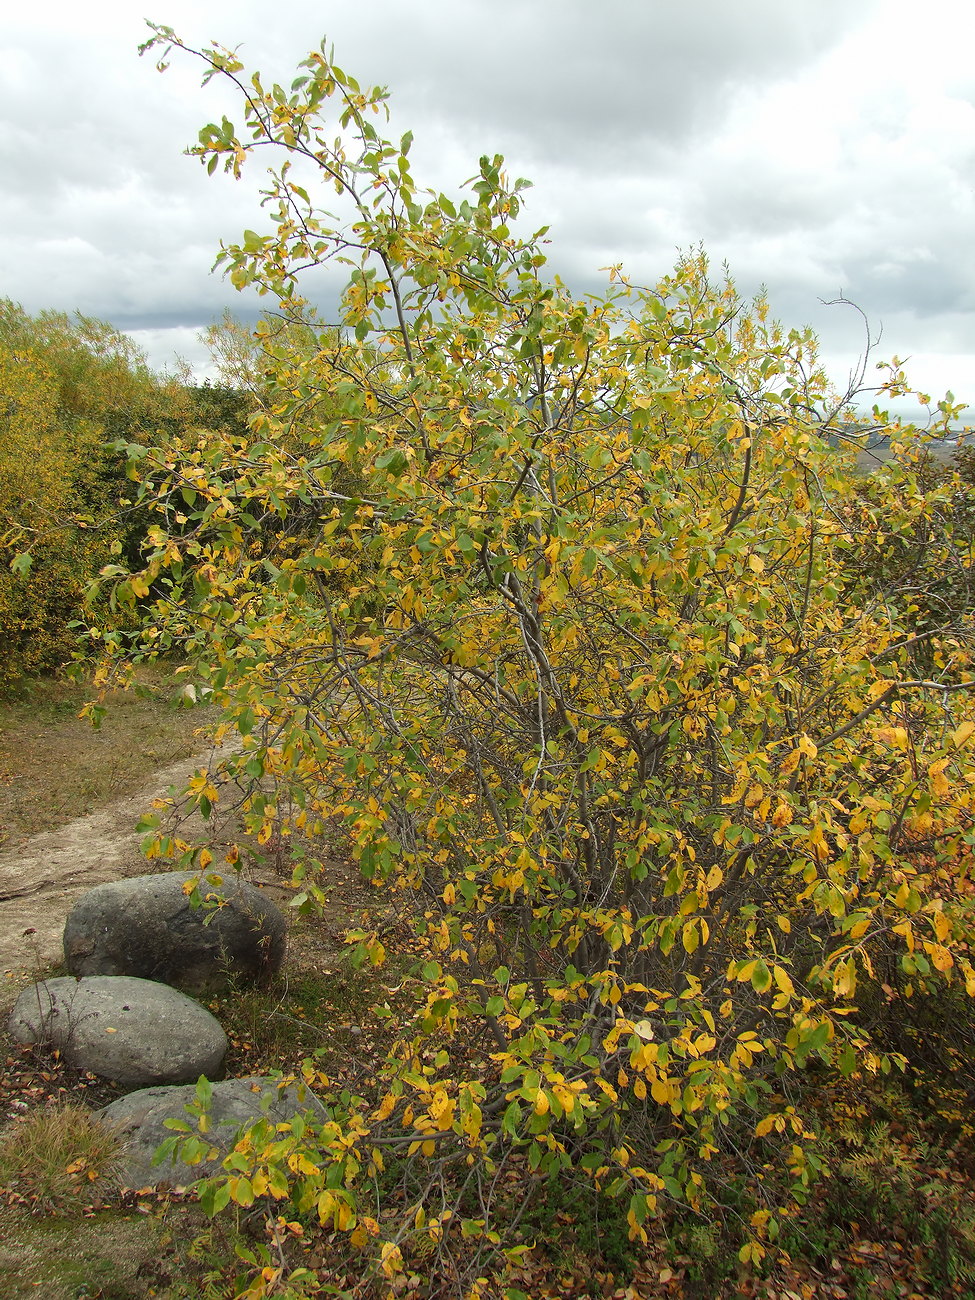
553, 1083, 576, 1114
771, 802, 793, 828
924, 942, 954, 973
876, 726, 908, 749
829, 960, 852, 995
748, 553, 765, 574
893, 919, 915, 950
928, 759, 951, 799
798, 734, 818, 760
380, 1242, 405, 1279
375, 1092, 397, 1122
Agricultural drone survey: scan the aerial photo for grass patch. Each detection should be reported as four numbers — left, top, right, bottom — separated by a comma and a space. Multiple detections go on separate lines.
0, 1101, 123, 1212
0, 1198, 217, 1300
0, 667, 215, 845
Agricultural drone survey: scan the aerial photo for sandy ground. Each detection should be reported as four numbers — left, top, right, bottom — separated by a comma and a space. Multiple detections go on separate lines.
0, 741, 241, 981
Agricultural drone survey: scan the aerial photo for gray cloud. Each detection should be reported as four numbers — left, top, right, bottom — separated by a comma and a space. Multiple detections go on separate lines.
331, 0, 871, 159
3, 0, 974, 414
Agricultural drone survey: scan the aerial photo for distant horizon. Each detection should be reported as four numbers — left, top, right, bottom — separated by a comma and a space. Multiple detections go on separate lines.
116, 317, 973, 436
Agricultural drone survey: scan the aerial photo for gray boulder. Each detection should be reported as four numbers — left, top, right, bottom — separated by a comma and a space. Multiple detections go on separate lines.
97, 1076, 326, 1188
63, 871, 286, 992
7, 975, 227, 1086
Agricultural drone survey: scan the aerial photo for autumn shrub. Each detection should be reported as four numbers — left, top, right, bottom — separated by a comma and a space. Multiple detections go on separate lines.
840, 448, 975, 679
103, 25, 975, 1292
0, 346, 101, 683
0, 303, 203, 688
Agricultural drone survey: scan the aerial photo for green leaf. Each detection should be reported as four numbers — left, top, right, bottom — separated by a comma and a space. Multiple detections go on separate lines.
837, 1042, 857, 1078
502, 1100, 522, 1137
375, 449, 407, 476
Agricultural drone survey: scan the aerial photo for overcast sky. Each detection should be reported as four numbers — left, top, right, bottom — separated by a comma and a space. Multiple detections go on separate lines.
4, 1, 975, 418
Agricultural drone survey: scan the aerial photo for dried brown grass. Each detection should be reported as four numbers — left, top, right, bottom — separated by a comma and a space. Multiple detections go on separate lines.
0, 668, 215, 848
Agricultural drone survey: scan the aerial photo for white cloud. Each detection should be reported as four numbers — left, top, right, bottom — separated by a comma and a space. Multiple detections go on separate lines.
125, 325, 217, 379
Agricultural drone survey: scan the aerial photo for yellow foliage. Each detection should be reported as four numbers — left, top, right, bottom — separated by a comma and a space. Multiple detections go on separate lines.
115, 25, 975, 1280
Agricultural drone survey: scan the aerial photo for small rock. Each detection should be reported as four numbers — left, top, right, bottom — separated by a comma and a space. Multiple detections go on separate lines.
8, 975, 227, 1086
97, 1075, 326, 1188
63, 871, 286, 992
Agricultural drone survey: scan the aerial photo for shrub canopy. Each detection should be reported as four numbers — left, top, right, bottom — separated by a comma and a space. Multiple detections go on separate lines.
113, 24, 975, 1283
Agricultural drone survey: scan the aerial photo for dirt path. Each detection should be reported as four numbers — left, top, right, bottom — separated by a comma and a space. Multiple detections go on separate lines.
0, 741, 239, 979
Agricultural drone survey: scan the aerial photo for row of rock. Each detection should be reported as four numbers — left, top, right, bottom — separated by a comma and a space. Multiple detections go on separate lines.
6, 869, 323, 1190
10, 870, 286, 1085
